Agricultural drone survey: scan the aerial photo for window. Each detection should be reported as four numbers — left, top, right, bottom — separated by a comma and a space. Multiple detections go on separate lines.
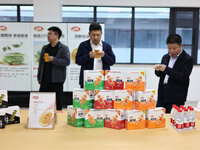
134, 8, 170, 63
62, 6, 94, 22
97, 7, 132, 63
0, 6, 17, 21
20, 6, 34, 22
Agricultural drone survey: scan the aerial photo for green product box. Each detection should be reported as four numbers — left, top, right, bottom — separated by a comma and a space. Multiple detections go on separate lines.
84, 109, 104, 128
73, 89, 95, 109
67, 105, 84, 127
84, 70, 104, 90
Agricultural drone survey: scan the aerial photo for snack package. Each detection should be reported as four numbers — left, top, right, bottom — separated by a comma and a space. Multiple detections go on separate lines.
0, 109, 6, 129
145, 89, 156, 110
124, 71, 145, 91
104, 70, 124, 90
114, 90, 134, 110
134, 91, 146, 110
7, 106, 20, 124
73, 89, 94, 109
146, 107, 166, 129
84, 70, 104, 90
0, 90, 8, 108
125, 110, 146, 130
104, 109, 125, 130
95, 90, 113, 109
84, 109, 104, 128
67, 105, 84, 127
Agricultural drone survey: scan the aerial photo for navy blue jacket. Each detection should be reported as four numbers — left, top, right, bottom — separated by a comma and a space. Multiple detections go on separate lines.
76, 39, 115, 87
155, 50, 193, 104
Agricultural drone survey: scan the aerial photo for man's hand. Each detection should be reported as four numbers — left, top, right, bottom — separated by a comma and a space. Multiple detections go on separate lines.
47, 56, 54, 61
154, 64, 166, 72
89, 51, 96, 58
98, 51, 105, 57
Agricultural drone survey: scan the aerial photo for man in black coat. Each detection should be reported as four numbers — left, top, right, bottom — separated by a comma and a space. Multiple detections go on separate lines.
154, 34, 193, 113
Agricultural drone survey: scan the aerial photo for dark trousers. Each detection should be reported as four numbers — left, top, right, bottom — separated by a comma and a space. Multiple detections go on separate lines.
156, 84, 185, 114
39, 82, 63, 110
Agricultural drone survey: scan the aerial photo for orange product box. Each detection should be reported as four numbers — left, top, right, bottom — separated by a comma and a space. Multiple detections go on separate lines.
145, 89, 156, 110
95, 90, 113, 109
124, 71, 145, 91
104, 109, 125, 130
113, 90, 134, 110
146, 107, 166, 129
104, 70, 124, 90
125, 110, 146, 130
135, 91, 146, 110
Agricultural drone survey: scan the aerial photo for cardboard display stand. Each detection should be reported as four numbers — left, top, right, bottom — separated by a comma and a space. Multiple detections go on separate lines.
27, 92, 56, 129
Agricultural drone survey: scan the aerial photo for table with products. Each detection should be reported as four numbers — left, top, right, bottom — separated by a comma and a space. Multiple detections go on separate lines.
1, 110, 200, 150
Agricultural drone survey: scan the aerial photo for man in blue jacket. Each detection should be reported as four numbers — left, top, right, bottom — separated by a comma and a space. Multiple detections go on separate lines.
37, 26, 70, 111
154, 34, 193, 113
76, 23, 116, 88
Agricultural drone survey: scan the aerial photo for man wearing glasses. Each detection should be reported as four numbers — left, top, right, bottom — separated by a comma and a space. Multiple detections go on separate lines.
37, 26, 70, 111
76, 22, 116, 88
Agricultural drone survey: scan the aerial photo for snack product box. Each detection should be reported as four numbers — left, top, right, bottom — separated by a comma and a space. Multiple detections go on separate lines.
104, 109, 125, 130
67, 105, 84, 127
0, 90, 8, 108
94, 90, 113, 109
125, 110, 146, 130
145, 89, 156, 110
104, 70, 124, 90
124, 71, 145, 91
7, 106, 20, 124
146, 107, 166, 129
84, 70, 104, 90
114, 90, 134, 110
135, 91, 146, 110
73, 89, 94, 109
84, 109, 104, 128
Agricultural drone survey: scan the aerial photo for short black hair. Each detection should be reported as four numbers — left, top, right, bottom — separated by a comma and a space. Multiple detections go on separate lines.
48, 26, 62, 39
89, 23, 102, 32
166, 34, 182, 45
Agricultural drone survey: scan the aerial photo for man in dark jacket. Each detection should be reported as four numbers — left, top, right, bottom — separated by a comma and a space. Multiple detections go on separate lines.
37, 26, 70, 111
76, 23, 115, 88
154, 34, 193, 113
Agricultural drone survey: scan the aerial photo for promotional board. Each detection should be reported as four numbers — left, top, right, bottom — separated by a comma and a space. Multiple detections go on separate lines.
28, 92, 56, 129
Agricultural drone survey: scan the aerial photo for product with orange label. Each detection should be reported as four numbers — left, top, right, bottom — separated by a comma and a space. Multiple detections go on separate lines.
104, 70, 124, 90
73, 88, 94, 109
43, 53, 49, 62
95, 90, 113, 109
125, 110, 146, 130
145, 89, 156, 110
84, 109, 104, 128
114, 90, 134, 110
104, 109, 125, 129
134, 91, 146, 110
125, 71, 145, 91
84, 70, 104, 90
146, 107, 166, 129
67, 105, 84, 127
94, 49, 100, 58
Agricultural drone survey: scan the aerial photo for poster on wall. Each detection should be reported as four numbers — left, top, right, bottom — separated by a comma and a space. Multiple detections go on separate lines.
31, 23, 68, 91
0, 23, 31, 91
67, 23, 104, 91
28, 92, 56, 129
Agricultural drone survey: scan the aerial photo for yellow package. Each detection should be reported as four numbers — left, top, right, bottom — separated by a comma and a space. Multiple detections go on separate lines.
114, 90, 134, 110
146, 107, 166, 129
125, 110, 146, 130
145, 89, 156, 110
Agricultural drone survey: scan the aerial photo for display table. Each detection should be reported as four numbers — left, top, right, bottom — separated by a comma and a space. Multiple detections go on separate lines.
1, 110, 200, 150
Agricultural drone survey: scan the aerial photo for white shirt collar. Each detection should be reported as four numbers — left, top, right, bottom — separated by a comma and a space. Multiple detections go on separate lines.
90, 40, 102, 47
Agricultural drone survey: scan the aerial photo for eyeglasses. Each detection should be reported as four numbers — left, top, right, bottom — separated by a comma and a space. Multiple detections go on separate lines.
90, 33, 101, 37
47, 33, 56, 36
